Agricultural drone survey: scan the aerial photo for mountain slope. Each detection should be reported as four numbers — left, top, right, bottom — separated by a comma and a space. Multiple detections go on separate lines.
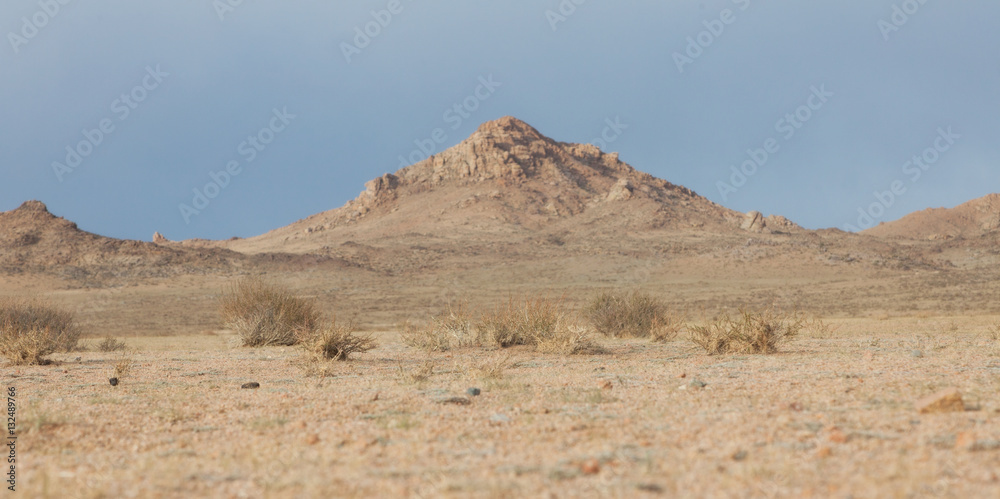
863, 193, 1000, 240
0, 201, 246, 284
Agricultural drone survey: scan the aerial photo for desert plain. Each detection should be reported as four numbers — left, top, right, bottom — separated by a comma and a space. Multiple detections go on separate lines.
3, 117, 1000, 498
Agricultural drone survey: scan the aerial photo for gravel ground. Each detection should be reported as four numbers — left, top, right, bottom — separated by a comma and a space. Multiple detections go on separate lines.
5, 317, 1000, 498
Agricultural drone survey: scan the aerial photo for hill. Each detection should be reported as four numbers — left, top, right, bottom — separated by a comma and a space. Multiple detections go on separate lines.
862, 193, 1000, 240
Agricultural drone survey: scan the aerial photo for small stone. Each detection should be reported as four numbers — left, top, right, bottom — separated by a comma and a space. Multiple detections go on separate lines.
599, 380, 613, 390
688, 379, 707, 389
915, 387, 964, 414
241, 382, 261, 389
636, 483, 664, 493
109, 377, 119, 387
580, 459, 601, 475
466, 387, 481, 397
490, 413, 510, 424
911, 350, 924, 358
816, 446, 833, 458
731, 450, 748, 461
437, 397, 471, 406
678, 373, 686, 378
305, 434, 320, 445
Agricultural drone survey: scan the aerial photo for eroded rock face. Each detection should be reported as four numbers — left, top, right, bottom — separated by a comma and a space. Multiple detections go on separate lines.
607, 178, 633, 201
153, 232, 168, 244
741, 211, 766, 232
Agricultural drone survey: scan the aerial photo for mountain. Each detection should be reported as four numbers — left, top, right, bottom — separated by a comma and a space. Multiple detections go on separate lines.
200, 117, 801, 259
862, 193, 1000, 240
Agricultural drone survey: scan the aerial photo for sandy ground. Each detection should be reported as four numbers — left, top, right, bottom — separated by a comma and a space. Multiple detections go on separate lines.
5, 316, 1000, 498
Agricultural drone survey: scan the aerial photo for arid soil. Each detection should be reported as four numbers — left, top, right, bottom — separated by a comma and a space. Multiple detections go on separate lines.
6, 317, 1000, 498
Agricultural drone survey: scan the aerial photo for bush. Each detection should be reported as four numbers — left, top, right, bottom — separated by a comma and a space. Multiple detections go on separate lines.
585, 290, 681, 340
689, 307, 802, 355
401, 305, 477, 352
403, 297, 603, 355
477, 296, 561, 348
0, 297, 80, 365
111, 348, 137, 383
299, 318, 376, 361
97, 336, 127, 352
219, 277, 320, 347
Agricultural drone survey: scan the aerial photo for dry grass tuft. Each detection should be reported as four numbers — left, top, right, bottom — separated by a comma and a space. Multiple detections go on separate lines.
477, 296, 561, 348
987, 322, 1000, 353
469, 352, 514, 380
398, 359, 436, 384
219, 277, 320, 347
97, 336, 127, 352
404, 297, 603, 355
534, 322, 607, 355
401, 305, 477, 352
0, 297, 80, 365
299, 318, 376, 361
690, 307, 803, 355
585, 290, 682, 340
111, 348, 137, 382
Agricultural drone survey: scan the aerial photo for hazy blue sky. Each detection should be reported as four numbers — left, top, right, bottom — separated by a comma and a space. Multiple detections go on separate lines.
2, 0, 997, 240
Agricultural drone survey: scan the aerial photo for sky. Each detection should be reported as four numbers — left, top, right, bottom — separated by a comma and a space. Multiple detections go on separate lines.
2, 0, 998, 241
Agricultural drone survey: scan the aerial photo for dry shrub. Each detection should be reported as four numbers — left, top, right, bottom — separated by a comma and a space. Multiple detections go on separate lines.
988, 322, 1000, 341
477, 296, 561, 348
401, 304, 476, 352
97, 336, 127, 352
404, 297, 603, 355
0, 297, 80, 365
988, 323, 1000, 353
690, 307, 802, 355
111, 348, 137, 382
398, 359, 436, 384
219, 277, 320, 347
534, 322, 607, 355
299, 318, 376, 361
586, 290, 681, 340
479, 296, 604, 354
470, 352, 514, 380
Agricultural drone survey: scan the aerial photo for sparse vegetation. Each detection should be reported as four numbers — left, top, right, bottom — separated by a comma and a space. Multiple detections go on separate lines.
585, 290, 682, 341
690, 307, 803, 355
219, 276, 320, 347
111, 348, 137, 382
97, 336, 128, 352
401, 305, 477, 351
477, 296, 561, 348
469, 352, 514, 380
0, 297, 80, 365
299, 317, 376, 361
988, 322, 1000, 353
403, 297, 603, 355
398, 359, 436, 384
